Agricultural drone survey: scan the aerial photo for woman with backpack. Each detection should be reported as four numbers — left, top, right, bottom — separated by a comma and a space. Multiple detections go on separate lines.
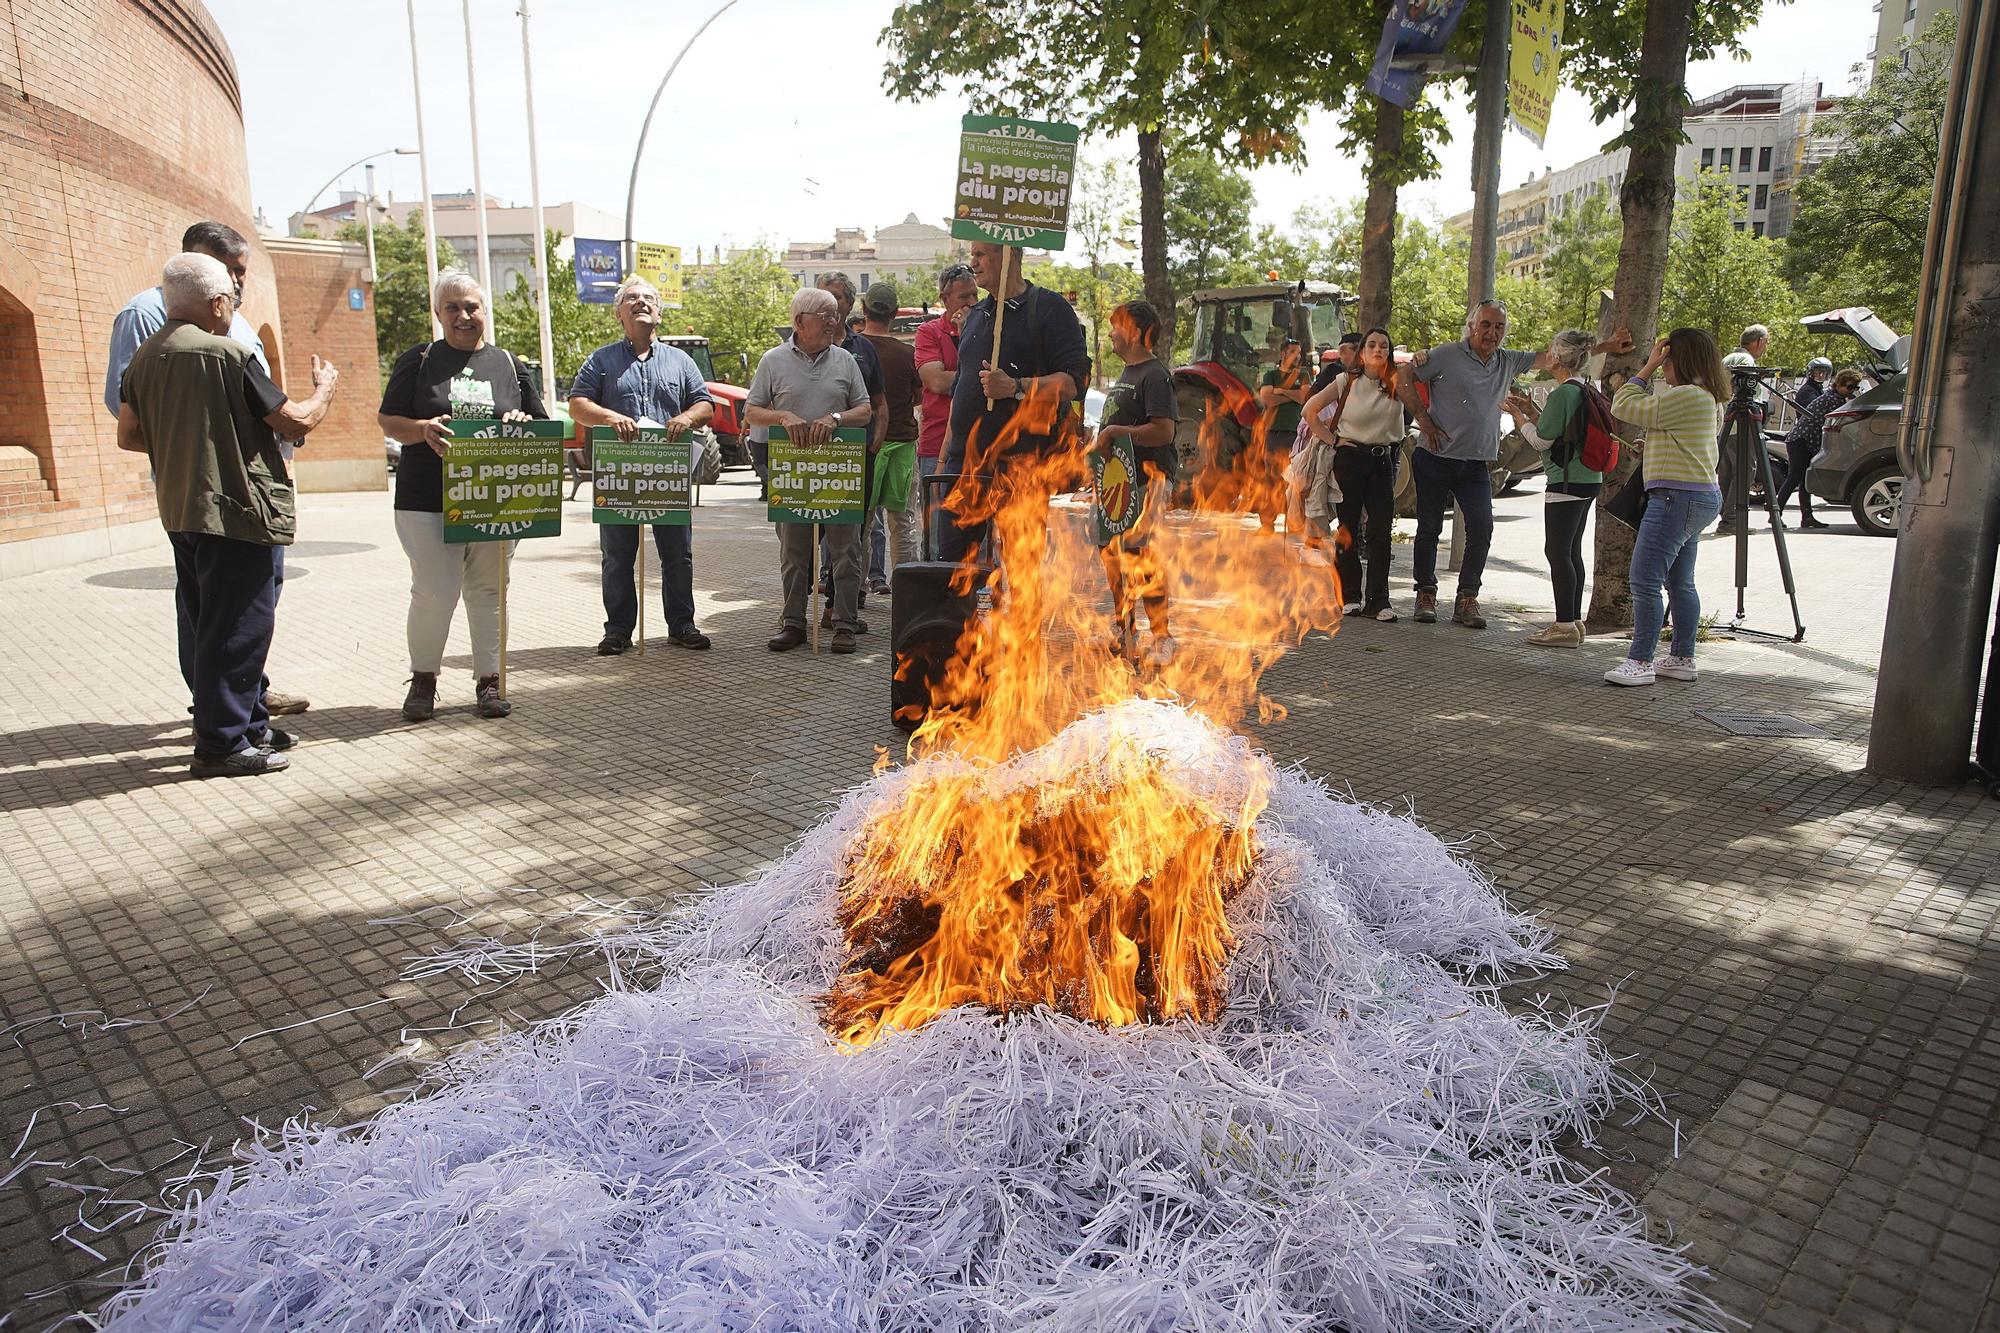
1299, 326, 1404, 621
1507, 330, 1612, 647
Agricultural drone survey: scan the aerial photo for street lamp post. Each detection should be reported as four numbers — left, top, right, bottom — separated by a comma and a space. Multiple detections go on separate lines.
301, 147, 418, 223
623, 0, 740, 273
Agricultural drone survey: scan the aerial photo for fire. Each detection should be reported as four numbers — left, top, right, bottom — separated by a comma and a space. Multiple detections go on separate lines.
828, 376, 1341, 1048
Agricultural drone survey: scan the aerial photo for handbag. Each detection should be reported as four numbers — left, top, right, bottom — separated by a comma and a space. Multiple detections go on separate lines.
1604, 456, 1649, 529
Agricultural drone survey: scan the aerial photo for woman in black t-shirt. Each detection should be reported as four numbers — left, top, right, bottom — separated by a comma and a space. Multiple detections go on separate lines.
377, 274, 548, 722
1091, 301, 1181, 667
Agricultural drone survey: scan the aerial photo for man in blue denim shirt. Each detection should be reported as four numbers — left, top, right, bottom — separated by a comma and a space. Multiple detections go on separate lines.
569, 277, 715, 653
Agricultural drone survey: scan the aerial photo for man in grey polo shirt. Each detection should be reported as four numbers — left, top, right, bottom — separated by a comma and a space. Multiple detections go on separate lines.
743, 288, 875, 654
1400, 300, 1625, 627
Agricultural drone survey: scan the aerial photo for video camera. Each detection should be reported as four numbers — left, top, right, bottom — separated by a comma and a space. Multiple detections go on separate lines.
1727, 362, 1788, 411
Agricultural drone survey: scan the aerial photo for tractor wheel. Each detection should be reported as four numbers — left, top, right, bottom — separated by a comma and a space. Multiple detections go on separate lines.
1172, 382, 1242, 508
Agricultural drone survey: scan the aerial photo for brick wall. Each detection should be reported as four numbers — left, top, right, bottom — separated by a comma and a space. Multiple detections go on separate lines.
266, 238, 385, 493
0, 0, 284, 565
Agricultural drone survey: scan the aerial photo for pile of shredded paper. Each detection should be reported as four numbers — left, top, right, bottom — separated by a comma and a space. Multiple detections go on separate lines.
99, 701, 1715, 1331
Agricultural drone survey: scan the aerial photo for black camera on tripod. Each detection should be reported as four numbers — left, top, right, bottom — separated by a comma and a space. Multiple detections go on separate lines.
1727, 362, 1787, 410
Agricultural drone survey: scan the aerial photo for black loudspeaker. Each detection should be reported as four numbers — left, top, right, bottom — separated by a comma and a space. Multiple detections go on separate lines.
890, 561, 977, 731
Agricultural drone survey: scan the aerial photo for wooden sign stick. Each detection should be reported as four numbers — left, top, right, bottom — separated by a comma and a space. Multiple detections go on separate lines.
637, 534, 647, 656
984, 245, 1013, 410
810, 528, 821, 654
498, 542, 510, 695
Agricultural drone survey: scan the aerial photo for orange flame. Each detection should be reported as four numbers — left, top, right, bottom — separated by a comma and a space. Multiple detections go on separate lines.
825, 369, 1343, 1048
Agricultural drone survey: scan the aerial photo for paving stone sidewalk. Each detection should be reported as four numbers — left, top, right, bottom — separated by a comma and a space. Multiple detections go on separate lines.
1, 477, 1995, 1330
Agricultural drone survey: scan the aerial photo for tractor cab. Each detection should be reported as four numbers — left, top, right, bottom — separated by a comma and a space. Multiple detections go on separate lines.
663, 335, 753, 467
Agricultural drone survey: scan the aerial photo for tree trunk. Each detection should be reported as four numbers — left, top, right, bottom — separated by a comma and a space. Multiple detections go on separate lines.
1587, 0, 1695, 633
1358, 96, 1403, 331
1137, 127, 1175, 357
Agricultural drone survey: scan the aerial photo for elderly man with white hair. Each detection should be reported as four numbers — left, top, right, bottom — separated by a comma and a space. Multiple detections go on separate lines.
568, 276, 715, 654
743, 288, 875, 653
117, 252, 339, 778
378, 272, 548, 722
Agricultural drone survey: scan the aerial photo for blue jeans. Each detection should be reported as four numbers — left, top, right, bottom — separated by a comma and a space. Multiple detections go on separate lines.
600, 522, 696, 636
1628, 488, 1722, 661
170, 532, 278, 757
1410, 449, 1494, 596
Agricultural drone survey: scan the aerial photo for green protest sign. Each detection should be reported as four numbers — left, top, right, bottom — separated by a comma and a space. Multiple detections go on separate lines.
589, 427, 690, 526
1091, 435, 1144, 546
951, 114, 1079, 251
442, 419, 567, 543
767, 426, 868, 525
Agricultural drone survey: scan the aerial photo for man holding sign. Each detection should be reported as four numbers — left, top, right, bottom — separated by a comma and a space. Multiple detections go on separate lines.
744, 289, 874, 654
569, 277, 715, 654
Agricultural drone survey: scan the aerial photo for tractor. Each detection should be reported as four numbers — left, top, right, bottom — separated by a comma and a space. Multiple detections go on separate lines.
1173, 281, 1353, 503
663, 334, 753, 468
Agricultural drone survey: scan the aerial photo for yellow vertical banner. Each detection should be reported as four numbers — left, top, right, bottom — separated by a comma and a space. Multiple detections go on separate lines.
1508, 0, 1563, 148
632, 242, 684, 309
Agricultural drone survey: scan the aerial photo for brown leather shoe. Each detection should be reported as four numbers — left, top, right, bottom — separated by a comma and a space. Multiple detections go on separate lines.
1414, 589, 1438, 623
768, 625, 808, 652
1453, 595, 1487, 629
830, 628, 858, 654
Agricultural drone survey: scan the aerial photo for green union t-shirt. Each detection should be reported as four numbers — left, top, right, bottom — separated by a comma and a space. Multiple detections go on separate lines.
1261, 363, 1306, 439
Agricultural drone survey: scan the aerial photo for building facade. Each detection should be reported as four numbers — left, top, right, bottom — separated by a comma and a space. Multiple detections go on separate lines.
293, 194, 624, 303
1872, 0, 1956, 81
737, 215, 971, 294
265, 238, 384, 493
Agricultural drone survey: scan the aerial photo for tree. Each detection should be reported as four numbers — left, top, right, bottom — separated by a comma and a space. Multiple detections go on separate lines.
1069, 156, 1139, 387
1541, 192, 1622, 331
1783, 10, 1955, 330
1660, 170, 1803, 355
680, 247, 797, 385
337, 215, 457, 381
493, 230, 620, 385
1165, 145, 1255, 292
1386, 217, 1471, 349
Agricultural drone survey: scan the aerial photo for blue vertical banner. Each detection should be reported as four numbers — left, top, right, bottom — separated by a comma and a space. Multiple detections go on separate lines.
1365, 0, 1474, 109
573, 238, 624, 305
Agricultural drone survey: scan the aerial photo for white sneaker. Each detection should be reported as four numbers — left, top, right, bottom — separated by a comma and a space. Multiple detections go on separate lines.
1656, 655, 1698, 681
1146, 634, 1179, 668
1603, 658, 1656, 687
1342, 601, 1364, 615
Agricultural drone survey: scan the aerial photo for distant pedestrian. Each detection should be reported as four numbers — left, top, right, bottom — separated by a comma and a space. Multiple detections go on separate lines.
1794, 357, 1833, 416
568, 276, 716, 656
914, 264, 977, 545
1092, 301, 1180, 666
1310, 330, 1364, 396
860, 280, 922, 585
1244, 339, 1309, 530
105, 220, 310, 717
1716, 323, 1770, 535
1602, 328, 1729, 688
1773, 367, 1861, 529
378, 273, 549, 722
117, 253, 338, 777
1509, 330, 1609, 647
744, 288, 874, 654
813, 274, 888, 610
1300, 327, 1403, 621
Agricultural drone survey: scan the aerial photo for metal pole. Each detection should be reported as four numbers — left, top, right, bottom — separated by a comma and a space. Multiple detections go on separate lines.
462, 0, 495, 340
1869, 0, 2000, 786
1465, 0, 1509, 307
363, 163, 380, 286
406, 0, 442, 338
519, 0, 557, 409
623, 0, 740, 273
302, 148, 415, 220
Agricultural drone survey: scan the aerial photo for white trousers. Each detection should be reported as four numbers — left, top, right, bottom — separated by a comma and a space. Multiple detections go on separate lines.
394, 509, 508, 677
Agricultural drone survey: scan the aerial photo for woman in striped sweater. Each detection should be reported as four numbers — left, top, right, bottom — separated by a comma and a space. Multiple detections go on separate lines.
1603, 328, 1730, 687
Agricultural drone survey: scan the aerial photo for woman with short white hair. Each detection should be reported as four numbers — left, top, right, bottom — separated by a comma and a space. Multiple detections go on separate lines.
1508, 329, 1609, 647
378, 273, 548, 721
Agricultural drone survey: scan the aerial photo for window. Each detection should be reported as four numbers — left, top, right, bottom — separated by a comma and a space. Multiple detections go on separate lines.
1702, 148, 1714, 169
1717, 147, 1732, 170
1759, 146, 1773, 172
1755, 184, 1770, 210
1737, 184, 1751, 205
1754, 222, 1766, 238
1739, 151, 1752, 173
1734, 221, 1746, 232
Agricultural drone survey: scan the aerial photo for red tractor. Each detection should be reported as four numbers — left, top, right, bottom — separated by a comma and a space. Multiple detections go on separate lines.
1173, 281, 1353, 503
663, 334, 753, 467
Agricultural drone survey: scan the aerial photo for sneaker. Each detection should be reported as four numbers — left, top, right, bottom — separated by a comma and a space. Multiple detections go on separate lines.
1145, 634, 1179, 668
1656, 655, 1698, 681
190, 748, 289, 779
1452, 595, 1487, 630
401, 671, 437, 722
668, 626, 712, 650
262, 689, 310, 716
1374, 606, 1398, 623
1342, 601, 1364, 615
1414, 590, 1438, 623
1603, 658, 1656, 687
256, 726, 295, 752
1526, 622, 1577, 647
596, 633, 632, 656
830, 628, 858, 654
475, 675, 512, 719
768, 625, 808, 652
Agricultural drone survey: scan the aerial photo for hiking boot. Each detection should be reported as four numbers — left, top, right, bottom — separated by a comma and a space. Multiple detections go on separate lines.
402, 672, 438, 722
1452, 595, 1487, 629
668, 626, 712, 650
1603, 658, 1656, 687
1414, 590, 1438, 623
768, 625, 808, 652
262, 689, 310, 716
190, 748, 289, 779
830, 628, 858, 654
1655, 655, 1699, 681
475, 675, 511, 719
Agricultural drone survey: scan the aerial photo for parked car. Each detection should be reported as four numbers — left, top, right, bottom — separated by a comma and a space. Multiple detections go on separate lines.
384, 435, 400, 474
1799, 307, 1910, 537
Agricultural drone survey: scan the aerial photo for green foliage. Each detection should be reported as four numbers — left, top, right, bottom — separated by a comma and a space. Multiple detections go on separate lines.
1561, 0, 1778, 153
1784, 10, 1954, 330
1387, 217, 1471, 351
337, 215, 457, 381
1025, 258, 1143, 382
1496, 271, 1560, 357
1165, 146, 1255, 291
493, 230, 620, 385
1660, 170, 1806, 363
1053, 156, 1142, 386
681, 247, 797, 385
1541, 193, 1623, 330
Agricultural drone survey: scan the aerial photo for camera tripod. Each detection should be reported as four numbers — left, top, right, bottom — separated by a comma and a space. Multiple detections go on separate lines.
1720, 365, 1806, 643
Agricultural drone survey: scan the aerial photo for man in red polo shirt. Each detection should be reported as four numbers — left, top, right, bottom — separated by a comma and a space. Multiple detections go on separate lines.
913, 263, 978, 551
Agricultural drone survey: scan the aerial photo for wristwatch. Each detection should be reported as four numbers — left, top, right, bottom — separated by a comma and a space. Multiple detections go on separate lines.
1013, 381, 1027, 402
830, 410, 843, 427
